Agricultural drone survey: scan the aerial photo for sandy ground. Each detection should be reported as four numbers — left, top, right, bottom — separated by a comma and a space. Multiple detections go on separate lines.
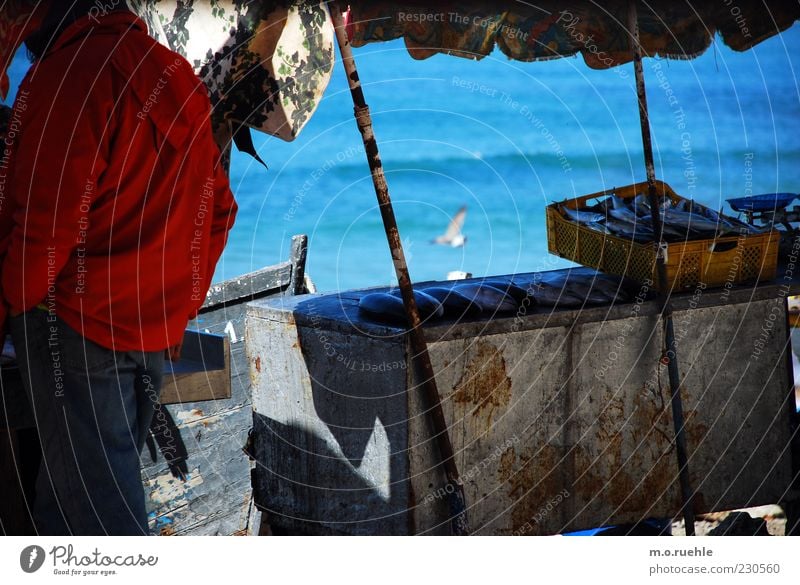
672, 505, 787, 536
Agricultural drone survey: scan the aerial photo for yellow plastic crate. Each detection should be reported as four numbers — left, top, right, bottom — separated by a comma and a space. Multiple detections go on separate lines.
545, 180, 780, 292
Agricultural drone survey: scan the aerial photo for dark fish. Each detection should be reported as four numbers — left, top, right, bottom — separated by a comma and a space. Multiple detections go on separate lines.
701, 206, 762, 234
359, 290, 443, 323
725, 215, 764, 234
572, 191, 756, 244
479, 279, 533, 304
638, 214, 695, 239
388, 289, 445, 319
633, 194, 650, 215
561, 206, 605, 224
585, 197, 614, 214
421, 286, 483, 317
586, 221, 613, 235
537, 272, 611, 304
571, 267, 650, 303
673, 199, 689, 212
609, 206, 639, 222
452, 283, 518, 313
608, 207, 656, 236
527, 280, 584, 308
358, 293, 409, 323
574, 271, 635, 303
660, 208, 729, 234
602, 217, 654, 243
699, 206, 729, 225
610, 194, 630, 210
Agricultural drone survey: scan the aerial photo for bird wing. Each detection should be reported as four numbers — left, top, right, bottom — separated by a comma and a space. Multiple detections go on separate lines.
443, 206, 467, 239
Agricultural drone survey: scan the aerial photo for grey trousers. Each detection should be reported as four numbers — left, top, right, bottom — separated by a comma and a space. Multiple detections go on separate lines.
10, 309, 164, 535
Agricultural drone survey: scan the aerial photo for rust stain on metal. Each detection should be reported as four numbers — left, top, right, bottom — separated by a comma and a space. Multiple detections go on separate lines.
497, 444, 563, 534
498, 445, 515, 481
255, 356, 261, 373
682, 407, 709, 452
571, 389, 680, 524
491, 382, 698, 534
453, 341, 512, 426
681, 406, 710, 513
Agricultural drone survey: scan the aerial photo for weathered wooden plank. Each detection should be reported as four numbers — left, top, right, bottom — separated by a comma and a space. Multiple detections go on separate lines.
289, 235, 308, 296
159, 334, 231, 405
141, 256, 301, 536
202, 262, 291, 310
142, 304, 257, 535
143, 402, 255, 535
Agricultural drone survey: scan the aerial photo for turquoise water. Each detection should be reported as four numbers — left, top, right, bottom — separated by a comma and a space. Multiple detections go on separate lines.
6, 26, 800, 291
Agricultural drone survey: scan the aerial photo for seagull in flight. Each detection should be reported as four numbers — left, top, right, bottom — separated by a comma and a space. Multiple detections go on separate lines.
432, 205, 467, 248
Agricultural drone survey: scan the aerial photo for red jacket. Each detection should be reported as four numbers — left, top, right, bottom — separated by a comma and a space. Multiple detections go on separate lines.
0, 11, 237, 351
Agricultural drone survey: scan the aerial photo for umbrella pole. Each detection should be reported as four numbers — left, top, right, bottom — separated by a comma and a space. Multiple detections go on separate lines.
330, 5, 469, 535
628, 1, 696, 535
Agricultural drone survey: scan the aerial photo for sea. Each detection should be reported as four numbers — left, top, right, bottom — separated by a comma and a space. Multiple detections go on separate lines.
5, 25, 800, 292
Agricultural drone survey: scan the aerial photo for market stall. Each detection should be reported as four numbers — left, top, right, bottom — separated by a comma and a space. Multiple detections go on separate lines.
244, 0, 800, 535
1, 0, 799, 536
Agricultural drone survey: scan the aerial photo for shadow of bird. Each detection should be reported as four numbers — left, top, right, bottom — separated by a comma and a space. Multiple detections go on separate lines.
432, 205, 467, 247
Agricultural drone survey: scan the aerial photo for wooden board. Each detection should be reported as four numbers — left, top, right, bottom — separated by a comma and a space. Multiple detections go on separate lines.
159, 334, 231, 405
142, 257, 298, 535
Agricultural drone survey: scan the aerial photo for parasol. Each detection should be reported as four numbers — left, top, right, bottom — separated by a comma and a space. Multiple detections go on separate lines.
344, 0, 800, 63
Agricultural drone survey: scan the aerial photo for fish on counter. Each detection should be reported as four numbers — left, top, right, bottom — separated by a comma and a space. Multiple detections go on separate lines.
537, 272, 614, 305
359, 289, 443, 323
421, 286, 483, 317
451, 283, 519, 313
526, 280, 584, 308
560, 192, 763, 243
477, 279, 532, 304
357, 269, 643, 324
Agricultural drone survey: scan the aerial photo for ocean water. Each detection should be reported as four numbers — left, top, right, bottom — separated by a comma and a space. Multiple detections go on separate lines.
5, 26, 800, 292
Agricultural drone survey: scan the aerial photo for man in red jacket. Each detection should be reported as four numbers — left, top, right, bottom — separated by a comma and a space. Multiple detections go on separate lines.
0, 2, 237, 535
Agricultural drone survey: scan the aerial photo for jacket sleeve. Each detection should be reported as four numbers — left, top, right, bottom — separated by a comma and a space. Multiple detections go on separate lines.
0, 105, 13, 333
1, 64, 110, 314
188, 139, 237, 320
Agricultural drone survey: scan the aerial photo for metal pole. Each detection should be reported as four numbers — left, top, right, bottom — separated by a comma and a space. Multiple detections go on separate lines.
628, 0, 696, 535
329, 4, 468, 535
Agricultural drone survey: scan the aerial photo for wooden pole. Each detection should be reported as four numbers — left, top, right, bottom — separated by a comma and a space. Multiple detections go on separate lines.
628, 0, 696, 535
329, 4, 468, 535
289, 234, 308, 296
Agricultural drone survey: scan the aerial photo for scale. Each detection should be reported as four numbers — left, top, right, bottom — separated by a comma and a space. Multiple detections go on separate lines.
727, 192, 800, 231
727, 192, 800, 260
